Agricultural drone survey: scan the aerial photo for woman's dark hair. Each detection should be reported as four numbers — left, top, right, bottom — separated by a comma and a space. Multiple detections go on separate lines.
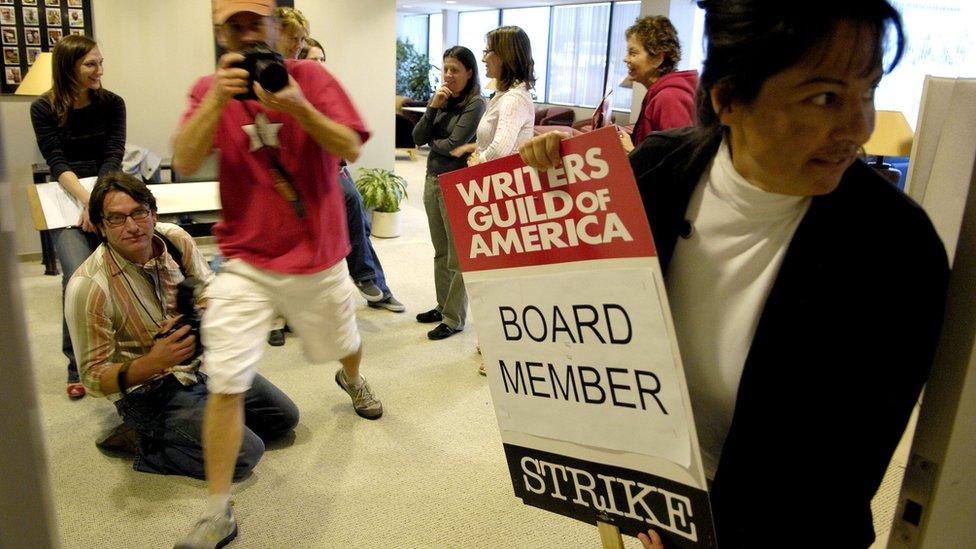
443, 45, 481, 107
89, 172, 157, 230
626, 16, 682, 76
299, 37, 324, 61
486, 25, 535, 91
696, 0, 905, 127
49, 34, 104, 126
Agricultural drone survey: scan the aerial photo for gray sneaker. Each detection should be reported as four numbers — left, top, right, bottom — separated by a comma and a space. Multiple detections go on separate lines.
355, 280, 385, 302
334, 370, 383, 420
174, 506, 237, 549
367, 295, 406, 313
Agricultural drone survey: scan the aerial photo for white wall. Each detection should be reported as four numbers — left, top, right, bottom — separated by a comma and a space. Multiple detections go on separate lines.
298, 0, 396, 175
91, 0, 216, 156
1, 0, 395, 257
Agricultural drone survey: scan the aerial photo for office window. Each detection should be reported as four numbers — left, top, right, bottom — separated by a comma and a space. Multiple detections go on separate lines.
879, 0, 976, 127
429, 13, 444, 68
398, 14, 429, 57
502, 7, 551, 102
606, 2, 641, 111
459, 10, 500, 90
547, 3, 612, 108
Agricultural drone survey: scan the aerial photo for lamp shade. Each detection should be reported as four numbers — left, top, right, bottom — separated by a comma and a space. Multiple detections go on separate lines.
864, 110, 914, 158
15, 52, 53, 96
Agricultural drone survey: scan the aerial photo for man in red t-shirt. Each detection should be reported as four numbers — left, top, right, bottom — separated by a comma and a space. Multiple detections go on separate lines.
172, 1, 382, 546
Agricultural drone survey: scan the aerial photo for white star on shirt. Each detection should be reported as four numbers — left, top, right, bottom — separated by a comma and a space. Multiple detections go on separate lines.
242, 112, 283, 152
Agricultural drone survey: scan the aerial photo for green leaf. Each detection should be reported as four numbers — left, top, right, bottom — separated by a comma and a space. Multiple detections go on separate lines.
354, 168, 409, 213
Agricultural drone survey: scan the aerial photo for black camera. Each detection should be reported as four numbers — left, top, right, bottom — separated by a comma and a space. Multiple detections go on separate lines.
155, 276, 205, 364
232, 43, 288, 101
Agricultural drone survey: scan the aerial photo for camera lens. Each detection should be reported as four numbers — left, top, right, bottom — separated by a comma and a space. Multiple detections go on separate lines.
256, 60, 288, 93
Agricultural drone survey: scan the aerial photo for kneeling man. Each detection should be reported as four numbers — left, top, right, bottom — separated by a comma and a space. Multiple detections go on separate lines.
66, 172, 299, 480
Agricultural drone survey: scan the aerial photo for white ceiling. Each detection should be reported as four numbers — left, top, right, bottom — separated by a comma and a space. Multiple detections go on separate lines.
397, 0, 589, 15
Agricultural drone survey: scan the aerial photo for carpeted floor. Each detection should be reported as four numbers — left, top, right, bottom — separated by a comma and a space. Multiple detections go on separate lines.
20, 150, 905, 548
20, 151, 647, 549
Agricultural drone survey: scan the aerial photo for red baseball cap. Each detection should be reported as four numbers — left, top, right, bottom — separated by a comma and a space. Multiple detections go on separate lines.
213, 0, 276, 25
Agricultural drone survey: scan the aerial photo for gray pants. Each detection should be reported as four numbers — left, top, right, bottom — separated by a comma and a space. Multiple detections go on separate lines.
423, 173, 466, 330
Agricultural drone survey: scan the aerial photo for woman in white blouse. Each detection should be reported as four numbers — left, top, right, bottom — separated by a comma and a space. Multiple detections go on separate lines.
452, 26, 536, 166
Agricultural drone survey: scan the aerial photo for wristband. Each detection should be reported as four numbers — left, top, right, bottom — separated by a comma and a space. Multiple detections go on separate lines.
117, 360, 133, 395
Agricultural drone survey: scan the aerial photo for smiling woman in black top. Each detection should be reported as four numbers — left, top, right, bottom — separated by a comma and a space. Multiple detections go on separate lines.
30, 34, 126, 399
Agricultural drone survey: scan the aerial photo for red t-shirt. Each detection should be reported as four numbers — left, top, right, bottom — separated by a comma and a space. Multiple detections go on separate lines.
179, 59, 370, 274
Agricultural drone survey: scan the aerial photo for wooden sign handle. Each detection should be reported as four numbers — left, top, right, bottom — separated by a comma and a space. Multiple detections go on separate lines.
598, 521, 625, 549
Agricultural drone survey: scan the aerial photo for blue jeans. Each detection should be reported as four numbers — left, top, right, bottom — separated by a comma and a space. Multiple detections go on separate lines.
339, 167, 392, 299
52, 227, 101, 382
115, 373, 299, 480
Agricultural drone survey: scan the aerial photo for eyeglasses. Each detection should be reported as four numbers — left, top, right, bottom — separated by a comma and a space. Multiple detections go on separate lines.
103, 208, 150, 227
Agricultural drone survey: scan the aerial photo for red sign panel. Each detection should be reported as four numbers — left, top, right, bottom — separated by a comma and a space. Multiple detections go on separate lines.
439, 127, 657, 272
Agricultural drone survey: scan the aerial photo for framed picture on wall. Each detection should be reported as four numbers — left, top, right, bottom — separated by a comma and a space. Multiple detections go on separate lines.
45, 7, 60, 25
5, 65, 21, 84
1, 26, 16, 45
23, 7, 39, 25
0, 6, 15, 25
3, 45, 18, 64
1, 0, 93, 94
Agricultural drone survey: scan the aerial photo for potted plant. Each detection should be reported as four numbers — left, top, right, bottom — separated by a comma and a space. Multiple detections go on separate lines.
396, 39, 438, 102
354, 167, 409, 238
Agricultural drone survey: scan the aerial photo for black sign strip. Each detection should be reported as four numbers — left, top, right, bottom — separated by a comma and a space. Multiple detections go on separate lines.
504, 443, 717, 548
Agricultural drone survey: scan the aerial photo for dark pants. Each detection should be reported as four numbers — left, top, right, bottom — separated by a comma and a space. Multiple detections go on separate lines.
339, 167, 392, 298
53, 227, 101, 382
115, 373, 299, 480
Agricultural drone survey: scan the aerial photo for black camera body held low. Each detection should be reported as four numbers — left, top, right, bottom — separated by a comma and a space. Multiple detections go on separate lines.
155, 276, 205, 364
232, 43, 288, 101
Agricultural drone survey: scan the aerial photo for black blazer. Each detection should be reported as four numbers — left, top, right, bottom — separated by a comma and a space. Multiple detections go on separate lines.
630, 127, 950, 547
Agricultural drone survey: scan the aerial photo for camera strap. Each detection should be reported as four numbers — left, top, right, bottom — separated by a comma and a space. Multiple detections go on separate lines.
156, 230, 188, 279
243, 104, 306, 219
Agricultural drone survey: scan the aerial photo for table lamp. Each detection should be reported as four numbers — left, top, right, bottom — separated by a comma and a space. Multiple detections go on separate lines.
14, 52, 53, 96
863, 110, 914, 184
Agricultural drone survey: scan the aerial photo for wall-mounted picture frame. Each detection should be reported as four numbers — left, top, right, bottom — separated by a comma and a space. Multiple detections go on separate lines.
3, 45, 19, 63
0, 6, 15, 24
23, 6, 39, 25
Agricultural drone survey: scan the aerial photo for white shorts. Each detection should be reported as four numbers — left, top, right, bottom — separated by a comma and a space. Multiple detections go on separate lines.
201, 258, 361, 394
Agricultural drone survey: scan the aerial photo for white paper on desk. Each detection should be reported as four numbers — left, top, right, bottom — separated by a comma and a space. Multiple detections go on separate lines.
35, 176, 97, 229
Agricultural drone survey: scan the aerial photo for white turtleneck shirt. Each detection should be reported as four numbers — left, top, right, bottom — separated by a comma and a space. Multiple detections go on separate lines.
667, 139, 812, 479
